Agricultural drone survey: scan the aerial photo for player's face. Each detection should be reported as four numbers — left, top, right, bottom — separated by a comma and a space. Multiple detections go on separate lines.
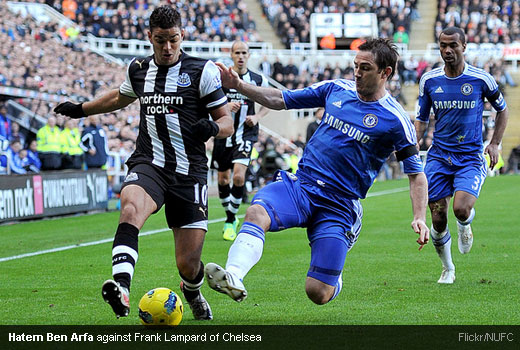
354, 51, 386, 99
148, 26, 184, 66
231, 42, 250, 73
439, 33, 466, 67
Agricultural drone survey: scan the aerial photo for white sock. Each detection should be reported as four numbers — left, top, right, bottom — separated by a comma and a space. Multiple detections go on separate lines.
329, 273, 343, 302
457, 208, 475, 226
225, 223, 265, 280
431, 225, 455, 271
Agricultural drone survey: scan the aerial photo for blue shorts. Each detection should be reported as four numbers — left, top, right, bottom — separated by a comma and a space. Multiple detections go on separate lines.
251, 171, 363, 285
425, 148, 487, 202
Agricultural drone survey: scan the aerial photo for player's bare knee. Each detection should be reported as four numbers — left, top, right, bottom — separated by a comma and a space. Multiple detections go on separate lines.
305, 285, 330, 305
176, 257, 199, 280
305, 278, 334, 305
244, 205, 271, 230
232, 173, 245, 186
120, 201, 138, 222
217, 172, 231, 186
453, 206, 471, 222
430, 204, 448, 230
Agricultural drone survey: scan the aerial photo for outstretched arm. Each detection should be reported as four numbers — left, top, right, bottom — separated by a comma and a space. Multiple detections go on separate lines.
55, 89, 136, 118
408, 172, 429, 250
216, 62, 286, 110
485, 107, 509, 170
83, 89, 136, 115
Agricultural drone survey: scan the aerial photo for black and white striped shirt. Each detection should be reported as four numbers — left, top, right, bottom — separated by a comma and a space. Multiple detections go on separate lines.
223, 69, 268, 146
119, 52, 227, 180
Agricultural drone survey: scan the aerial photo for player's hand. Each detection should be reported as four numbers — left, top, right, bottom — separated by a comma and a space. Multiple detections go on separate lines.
215, 62, 240, 89
192, 119, 219, 142
54, 102, 87, 119
484, 143, 499, 170
411, 219, 429, 251
228, 102, 241, 113
245, 114, 259, 127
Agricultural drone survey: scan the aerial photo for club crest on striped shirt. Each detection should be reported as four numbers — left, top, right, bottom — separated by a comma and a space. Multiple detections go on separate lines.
177, 73, 191, 87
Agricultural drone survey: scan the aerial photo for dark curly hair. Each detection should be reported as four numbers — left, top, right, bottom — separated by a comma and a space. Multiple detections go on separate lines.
358, 38, 399, 80
149, 5, 181, 32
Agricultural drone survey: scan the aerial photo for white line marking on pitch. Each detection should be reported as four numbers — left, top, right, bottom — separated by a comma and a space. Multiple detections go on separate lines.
0, 187, 408, 262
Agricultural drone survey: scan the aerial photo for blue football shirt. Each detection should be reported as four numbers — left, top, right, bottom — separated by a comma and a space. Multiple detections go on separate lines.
417, 64, 507, 153
282, 79, 422, 199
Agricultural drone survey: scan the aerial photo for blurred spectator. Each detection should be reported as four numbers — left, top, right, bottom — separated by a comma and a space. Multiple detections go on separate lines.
62, 0, 78, 21
60, 118, 83, 169
0, 105, 11, 140
257, 138, 286, 183
403, 55, 418, 85
386, 152, 402, 180
81, 115, 108, 169
436, 0, 520, 43
506, 145, 520, 174
292, 134, 305, 149
258, 55, 272, 77
37, 116, 62, 170
4, 139, 26, 174
9, 121, 27, 148
306, 107, 324, 144
387, 75, 407, 106
393, 26, 410, 45
26, 139, 41, 171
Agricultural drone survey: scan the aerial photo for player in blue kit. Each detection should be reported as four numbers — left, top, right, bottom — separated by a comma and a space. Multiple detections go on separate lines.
415, 27, 508, 284
204, 38, 429, 305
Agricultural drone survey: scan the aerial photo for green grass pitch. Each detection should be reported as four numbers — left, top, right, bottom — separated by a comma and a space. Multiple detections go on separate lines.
0, 175, 519, 325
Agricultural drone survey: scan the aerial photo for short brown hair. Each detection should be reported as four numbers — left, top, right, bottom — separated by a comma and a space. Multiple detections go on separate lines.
358, 38, 399, 80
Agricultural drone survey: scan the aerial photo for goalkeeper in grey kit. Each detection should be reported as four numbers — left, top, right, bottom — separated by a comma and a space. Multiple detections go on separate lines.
54, 5, 233, 320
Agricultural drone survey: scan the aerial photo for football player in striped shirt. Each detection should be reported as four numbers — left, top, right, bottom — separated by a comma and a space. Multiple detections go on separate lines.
55, 5, 234, 320
204, 38, 429, 305
415, 27, 508, 284
211, 40, 270, 241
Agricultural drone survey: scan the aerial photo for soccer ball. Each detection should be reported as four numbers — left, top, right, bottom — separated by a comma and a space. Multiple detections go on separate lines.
138, 288, 183, 326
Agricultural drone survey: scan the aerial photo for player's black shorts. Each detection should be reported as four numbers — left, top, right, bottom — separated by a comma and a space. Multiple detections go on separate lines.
121, 163, 208, 230
211, 139, 252, 171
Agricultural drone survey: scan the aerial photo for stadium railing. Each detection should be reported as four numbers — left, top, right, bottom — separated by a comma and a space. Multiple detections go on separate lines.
83, 35, 274, 59
6, 100, 47, 135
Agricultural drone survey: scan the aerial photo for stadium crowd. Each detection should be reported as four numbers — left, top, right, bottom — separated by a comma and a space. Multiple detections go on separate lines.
0, 1, 142, 174
263, 52, 516, 101
435, 0, 520, 44
259, 0, 419, 48
43, 0, 261, 43
1, 1, 519, 178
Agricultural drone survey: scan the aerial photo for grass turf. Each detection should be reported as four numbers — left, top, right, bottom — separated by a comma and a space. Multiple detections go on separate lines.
0, 175, 519, 325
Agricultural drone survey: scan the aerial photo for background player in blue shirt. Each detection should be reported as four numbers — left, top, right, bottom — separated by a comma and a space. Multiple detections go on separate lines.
415, 27, 508, 284
205, 38, 429, 306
